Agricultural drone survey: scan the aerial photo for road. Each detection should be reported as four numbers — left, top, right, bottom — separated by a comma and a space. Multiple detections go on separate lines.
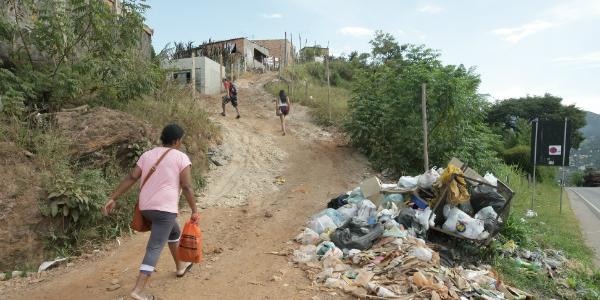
568, 187, 600, 267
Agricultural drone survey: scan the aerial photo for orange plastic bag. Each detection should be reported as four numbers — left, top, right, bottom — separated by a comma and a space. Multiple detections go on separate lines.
177, 221, 203, 263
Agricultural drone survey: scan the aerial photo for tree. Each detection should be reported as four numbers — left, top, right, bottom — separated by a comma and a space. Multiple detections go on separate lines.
369, 30, 403, 63
487, 94, 586, 148
0, 0, 162, 113
346, 34, 500, 174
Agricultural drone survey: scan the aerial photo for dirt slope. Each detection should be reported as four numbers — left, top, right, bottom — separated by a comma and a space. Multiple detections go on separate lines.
0, 142, 44, 271
2, 73, 371, 300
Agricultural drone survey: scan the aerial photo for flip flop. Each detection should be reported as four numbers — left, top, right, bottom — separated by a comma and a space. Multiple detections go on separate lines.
176, 263, 193, 278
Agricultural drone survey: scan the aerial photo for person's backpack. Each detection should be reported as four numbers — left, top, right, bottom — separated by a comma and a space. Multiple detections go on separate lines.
229, 84, 237, 96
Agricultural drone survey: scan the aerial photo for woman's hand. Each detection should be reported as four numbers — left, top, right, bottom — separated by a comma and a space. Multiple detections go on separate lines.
102, 199, 117, 216
190, 212, 200, 224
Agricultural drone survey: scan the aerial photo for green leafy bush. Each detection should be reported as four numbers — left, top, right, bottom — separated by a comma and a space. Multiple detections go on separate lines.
345, 35, 500, 174
1, 0, 163, 114
45, 169, 108, 225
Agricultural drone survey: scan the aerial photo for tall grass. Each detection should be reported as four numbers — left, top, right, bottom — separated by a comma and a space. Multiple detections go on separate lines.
491, 164, 599, 298
1, 80, 221, 260
265, 79, 350, 126
123, 81, 221, 187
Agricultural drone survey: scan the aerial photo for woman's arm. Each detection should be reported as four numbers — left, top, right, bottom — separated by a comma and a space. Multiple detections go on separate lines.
180, 166, 200, 222
102, 166, 142, 215
288, 97, 292, 112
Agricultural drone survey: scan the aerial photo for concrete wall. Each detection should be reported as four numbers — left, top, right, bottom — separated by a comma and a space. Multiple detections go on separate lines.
161, 56, 225, 96
198, 56, 223, 95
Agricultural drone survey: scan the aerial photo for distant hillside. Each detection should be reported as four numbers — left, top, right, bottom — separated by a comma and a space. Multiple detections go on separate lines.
571, 111, 600, 169
581, 111, 600, 139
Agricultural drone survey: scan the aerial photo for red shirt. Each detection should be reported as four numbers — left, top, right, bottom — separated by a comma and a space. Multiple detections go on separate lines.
223, 81, 231, 94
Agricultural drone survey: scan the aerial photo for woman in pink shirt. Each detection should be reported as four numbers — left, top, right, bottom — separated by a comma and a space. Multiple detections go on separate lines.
103, 124, 199, 300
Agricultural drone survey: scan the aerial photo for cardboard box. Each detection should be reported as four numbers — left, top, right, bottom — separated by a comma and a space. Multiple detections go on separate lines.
360, 176, 383, 207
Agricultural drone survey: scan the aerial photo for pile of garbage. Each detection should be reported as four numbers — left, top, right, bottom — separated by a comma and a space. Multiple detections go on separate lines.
290, 160, 529, 299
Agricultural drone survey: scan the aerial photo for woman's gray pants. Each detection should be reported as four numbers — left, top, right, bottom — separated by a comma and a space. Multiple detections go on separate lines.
139, 210, 181, 275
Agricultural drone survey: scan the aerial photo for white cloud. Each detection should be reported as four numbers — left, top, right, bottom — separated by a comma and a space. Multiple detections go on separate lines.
261, 13, 283, 19
492, 0, 600, 43
492, 20, 556, 43
418, 4, 444, 14
338, 26, 374, 37
554, 51, 600, 63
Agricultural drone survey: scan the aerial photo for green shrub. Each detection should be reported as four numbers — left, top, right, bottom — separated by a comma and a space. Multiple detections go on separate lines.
502, 145, 531, 172
346, 42, 500, 174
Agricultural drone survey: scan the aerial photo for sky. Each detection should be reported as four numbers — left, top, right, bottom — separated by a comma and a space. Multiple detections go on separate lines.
145, 0, 600, 114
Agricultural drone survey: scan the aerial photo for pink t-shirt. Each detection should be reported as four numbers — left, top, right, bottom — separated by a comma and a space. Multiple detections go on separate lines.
136, 147, 192, 214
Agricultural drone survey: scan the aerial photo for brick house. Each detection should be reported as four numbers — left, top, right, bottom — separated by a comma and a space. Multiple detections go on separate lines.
252, 39, 296, 68
198, 37, 269, 72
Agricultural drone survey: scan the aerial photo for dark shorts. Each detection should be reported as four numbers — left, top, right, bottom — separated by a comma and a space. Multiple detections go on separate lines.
279, 105, 289, 116
223, 96, 238, 107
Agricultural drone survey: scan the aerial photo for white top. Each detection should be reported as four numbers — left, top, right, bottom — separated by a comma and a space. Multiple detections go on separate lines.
278, 97, 288, 107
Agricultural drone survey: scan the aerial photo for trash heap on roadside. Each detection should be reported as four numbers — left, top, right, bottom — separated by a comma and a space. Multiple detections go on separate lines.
290, 159, 530, 299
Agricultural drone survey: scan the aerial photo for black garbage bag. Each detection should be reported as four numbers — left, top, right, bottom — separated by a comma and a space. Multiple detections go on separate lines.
327, 193, 349, 209
330, 219, 384, 250
395, 208, 429, 237
470, 185, 506, 214
395, 208, 417, 229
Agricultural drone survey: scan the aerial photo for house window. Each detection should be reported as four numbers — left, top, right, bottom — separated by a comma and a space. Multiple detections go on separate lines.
186, 72, 191, 83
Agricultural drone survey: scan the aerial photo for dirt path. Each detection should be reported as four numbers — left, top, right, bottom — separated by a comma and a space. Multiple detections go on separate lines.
3, 73, 371, 300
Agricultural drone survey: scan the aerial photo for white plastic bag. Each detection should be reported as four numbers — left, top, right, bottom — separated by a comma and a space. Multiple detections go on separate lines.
337, 203, 358, 221
322, 246, 343, 260
356, 200, 377, 223
381, 183, 398, 189
410, 246, 433, 262
415, 207, 434, 231
474, 206, 498, 221
484, 172, 498, 187
312, 208, 346, 227
442, 207, 485, 240
292, 245, 317, 263
307, 214, 337, 234
295, 228, 320, 245
325, 278, 346, 289
417, 168, 440, 189
398, 176, 419, 188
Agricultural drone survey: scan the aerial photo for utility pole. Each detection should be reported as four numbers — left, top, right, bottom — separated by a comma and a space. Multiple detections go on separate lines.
298, 34, 302, 63
326, 41, 331, 122
559, 117, 568, 214
284, 32, 288, 70
290, 33, 294, 98
191, 51, 196, 98
421, 83, 429, 172
532, 118, 539, 210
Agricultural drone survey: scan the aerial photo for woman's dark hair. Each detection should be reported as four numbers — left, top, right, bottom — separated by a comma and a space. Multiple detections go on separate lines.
160, 123, 185, 146
279, 90, 286, 98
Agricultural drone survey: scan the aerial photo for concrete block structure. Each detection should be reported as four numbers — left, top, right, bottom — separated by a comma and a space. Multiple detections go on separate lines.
161, 56, 225, 95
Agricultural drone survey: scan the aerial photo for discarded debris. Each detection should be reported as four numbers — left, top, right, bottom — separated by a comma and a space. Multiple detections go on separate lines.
525, 209, 538, 218
274, 176, 286, 185
38, 257, 67, 273
288, 158, 529, 299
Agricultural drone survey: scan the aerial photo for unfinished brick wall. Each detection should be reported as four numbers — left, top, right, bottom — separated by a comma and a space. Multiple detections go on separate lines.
252, 39, 295, 65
